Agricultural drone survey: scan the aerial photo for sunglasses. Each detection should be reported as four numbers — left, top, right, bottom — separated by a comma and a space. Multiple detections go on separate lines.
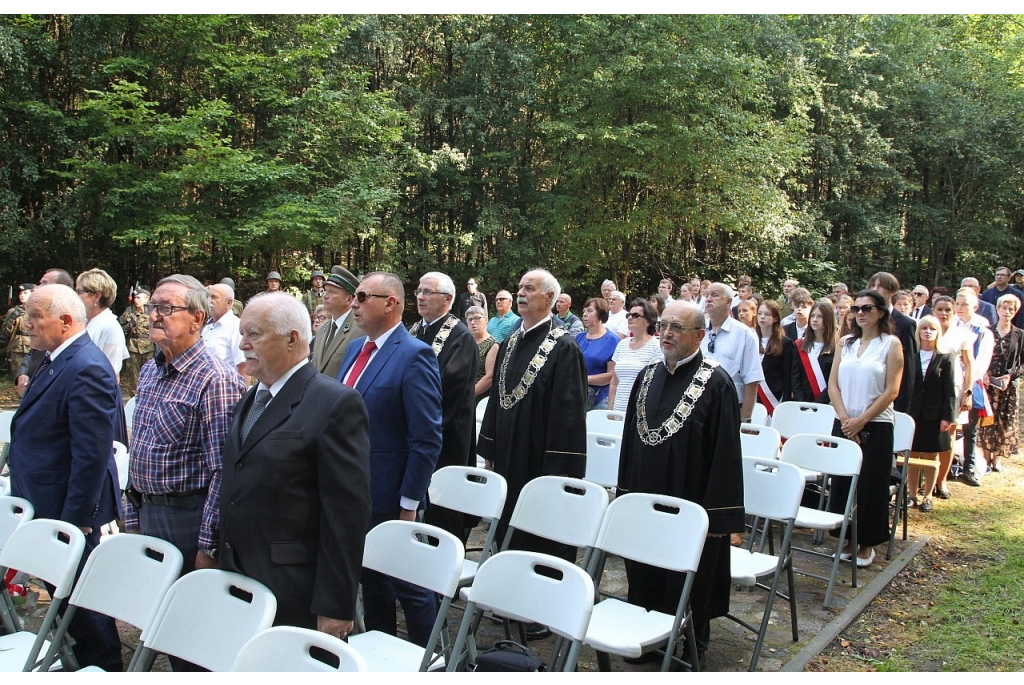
913, 291, 928, 297
626, 312, 645, 319
849, 304, 879, 314
354, 291, 389, 303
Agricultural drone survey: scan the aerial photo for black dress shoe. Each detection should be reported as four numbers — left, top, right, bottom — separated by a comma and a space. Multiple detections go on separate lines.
524, 622, 552, 640
675, 651, 708, 672
962, 472, 982, 487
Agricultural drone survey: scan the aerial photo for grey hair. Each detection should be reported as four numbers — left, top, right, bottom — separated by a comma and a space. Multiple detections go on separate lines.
711, 282, 736, 300
363, 271, 405, 307
601, 279, 616, 290
997, 293, 1020, 311
157, 274, 211, 324
247, 292, 312, 344
421, 271, 456, 296
465, 305, 486, 319
532, 269, 561, 303
32, 284, 87, 325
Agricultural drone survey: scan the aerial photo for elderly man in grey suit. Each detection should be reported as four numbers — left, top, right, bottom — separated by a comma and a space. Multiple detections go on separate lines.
310, 266, 363, 379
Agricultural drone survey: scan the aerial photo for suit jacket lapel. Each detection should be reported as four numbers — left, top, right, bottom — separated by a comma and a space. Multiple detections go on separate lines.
16, 338, 83, 416
923, 351, 942, 383
239, 364, 316, 455
354, 328, 403, 392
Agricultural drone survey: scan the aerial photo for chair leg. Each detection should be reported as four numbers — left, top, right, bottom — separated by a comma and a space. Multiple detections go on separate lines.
786, 555, 799, 642
597, 650, 612, 672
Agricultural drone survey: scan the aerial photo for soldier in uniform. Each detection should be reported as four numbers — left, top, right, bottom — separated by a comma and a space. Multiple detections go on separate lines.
302, 269, 326, 320
119, 286, 155, 396
1, 284, 35, 382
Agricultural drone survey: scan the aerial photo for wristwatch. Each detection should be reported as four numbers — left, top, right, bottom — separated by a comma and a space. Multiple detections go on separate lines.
199, 548, 217, 560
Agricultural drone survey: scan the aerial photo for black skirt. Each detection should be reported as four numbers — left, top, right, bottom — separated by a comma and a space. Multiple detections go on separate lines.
911, 417, 952, 453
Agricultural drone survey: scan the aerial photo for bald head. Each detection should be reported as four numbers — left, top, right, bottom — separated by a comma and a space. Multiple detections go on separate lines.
206, 283, 234, 321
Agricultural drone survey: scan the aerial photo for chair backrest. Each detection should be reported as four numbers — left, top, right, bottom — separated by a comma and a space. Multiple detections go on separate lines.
0, 410, 14, 444
740, 424, 781, 460
69, 533, 183, 630
0, 495, 34, 551
0, 476, 9, 497
232, 626, 369, 672
893, 412, 915, 453
475, 396, 488, 422
770, 402, 837, 439
586, 409, 627, 436
467, 550, 595, 642
506, 476, 610, 550
427, 466, 507, 520
779, 434, 862, 478
750, 402, 770, 426
584, 432, 621, 489
0, 518, 85, 600
124, 396, 137, 431
742, 457, 805, 521
139, 569, 277, 672
594, 493, 708, 573
361, 520, 464, 598
113, 441, 130, 491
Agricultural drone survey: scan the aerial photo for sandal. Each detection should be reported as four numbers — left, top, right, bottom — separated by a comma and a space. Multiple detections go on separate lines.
920, 498, 934, 513
934, 486, 951, 499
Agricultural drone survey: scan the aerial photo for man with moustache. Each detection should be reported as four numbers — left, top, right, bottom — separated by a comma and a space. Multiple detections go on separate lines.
477, 268, 588, 641
310, 266, 363, 379
410, 272, 479, 542
617, 301, 744, 670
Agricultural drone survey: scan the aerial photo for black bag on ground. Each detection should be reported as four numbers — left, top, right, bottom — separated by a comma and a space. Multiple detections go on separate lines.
470, 640, 546, 672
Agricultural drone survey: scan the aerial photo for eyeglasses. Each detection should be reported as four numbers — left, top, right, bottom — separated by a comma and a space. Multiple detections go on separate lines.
314, 315, 327, 321
626, 312, 645, 320
75, 288, 94, 296
144, 302, 190, 317
849, 304, 879, 314
913, 291, 928, 297
656, 321, 701, 335
413, 288, 444, 297
354, 291, 389, 303
495, 297, 511, 301
466, 316, 483, 323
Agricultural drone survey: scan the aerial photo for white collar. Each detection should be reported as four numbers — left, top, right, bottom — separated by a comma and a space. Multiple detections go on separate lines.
257, 359, 309, 402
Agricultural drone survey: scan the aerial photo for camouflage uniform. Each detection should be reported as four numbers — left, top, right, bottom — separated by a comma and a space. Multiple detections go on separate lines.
119, 307, 154, 396
0, 305, 31, 383
302, 288, 326, 317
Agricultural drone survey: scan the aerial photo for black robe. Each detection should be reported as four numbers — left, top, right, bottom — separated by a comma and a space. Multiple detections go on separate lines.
478, 319, 588, 559
414, 313, 479, 542
617, 351, 745, 639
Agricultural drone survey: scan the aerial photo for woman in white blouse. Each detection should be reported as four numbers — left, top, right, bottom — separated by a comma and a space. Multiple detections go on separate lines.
828, 289, 904, 568
76, 268, 130, 382
607, 299, 662, 412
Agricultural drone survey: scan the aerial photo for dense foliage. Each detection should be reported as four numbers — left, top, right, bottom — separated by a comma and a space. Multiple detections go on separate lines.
2, 14, 1022, 304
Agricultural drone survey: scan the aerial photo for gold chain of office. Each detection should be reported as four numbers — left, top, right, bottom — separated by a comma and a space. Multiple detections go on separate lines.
497, 326, 567, 409
409, 314, 458, 357
635, 357, 719, 446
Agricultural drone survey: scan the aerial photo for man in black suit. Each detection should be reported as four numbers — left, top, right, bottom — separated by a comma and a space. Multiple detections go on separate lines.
219, 292, 372, 637
910, 285, 932, 320
782, 288, 814, 341
411, 271, 478, 543
868, 272, 918, 413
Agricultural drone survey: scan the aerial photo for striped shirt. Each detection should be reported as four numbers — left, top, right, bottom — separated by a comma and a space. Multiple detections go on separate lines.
126, 339, 246, 551
610, 335, 663, 411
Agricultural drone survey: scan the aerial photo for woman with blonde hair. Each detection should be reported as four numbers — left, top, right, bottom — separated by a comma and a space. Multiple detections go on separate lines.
905, 315, 956, 511
76, 268, 129, 381
978, 294, 1024, 472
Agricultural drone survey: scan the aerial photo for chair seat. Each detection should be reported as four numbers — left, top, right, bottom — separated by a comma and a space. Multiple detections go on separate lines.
348, 631, 443, 672
794, 505, 844, 530
457, 558, 479, 588
583, 598, 674, 658
0, 631, 49, 671
730, 547, 782, 587
795, 466, 822, 482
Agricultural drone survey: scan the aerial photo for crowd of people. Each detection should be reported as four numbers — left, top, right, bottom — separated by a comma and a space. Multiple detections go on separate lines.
2, 260, 1023, 671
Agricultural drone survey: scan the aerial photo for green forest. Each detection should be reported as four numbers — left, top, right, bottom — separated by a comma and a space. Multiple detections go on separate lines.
2, 14, 1022, 302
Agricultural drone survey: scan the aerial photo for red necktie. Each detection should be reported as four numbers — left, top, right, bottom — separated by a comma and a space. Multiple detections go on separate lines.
345, 341, 377, 388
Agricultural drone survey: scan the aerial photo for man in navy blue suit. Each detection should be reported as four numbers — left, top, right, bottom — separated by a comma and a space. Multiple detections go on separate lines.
338, 271, 443, 647
8, 284, 123, 671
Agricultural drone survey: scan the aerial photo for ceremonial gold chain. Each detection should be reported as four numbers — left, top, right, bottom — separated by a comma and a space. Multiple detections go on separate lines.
635, 357, 719, 446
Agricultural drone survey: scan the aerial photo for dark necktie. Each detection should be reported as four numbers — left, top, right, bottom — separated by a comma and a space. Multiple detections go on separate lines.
345, 341, 377, 388
913, 307, 920, 319
323, 321, 337, 347
27, 352, 53, 391
241, 389, 272, 442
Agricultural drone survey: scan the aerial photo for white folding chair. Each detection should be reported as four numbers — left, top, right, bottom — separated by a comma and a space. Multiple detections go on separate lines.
0, 519, 86, 671
348, 520, 464, 671
740, 424, 781, 460
475, 396, 488, 422
750, 402, 770, 426
586, 409, 627, 436
232, 626, 369, 672
780, 434, 862, 608
124, 396, 137, 432
770, 401, 837, 439
583, 494, 709, 672
37, 533, 183, 671
130, 569, 277, 672
0, 477, 9, 497
887, 412, 919, 560
726, 457, 806, 671
427, 466, 507, 591
0, 496, 34, 635
0, 410, 14, 473
112, 441, 130, 491
584, 432, 621, 489
448, 551, 595, 672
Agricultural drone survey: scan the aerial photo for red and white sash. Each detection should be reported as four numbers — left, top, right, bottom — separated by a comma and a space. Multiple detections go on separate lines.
757, 380, 782, 416
798, 346, 826, 400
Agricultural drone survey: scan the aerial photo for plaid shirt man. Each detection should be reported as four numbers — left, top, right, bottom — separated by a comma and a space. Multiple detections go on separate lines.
126, 338, 245, 553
